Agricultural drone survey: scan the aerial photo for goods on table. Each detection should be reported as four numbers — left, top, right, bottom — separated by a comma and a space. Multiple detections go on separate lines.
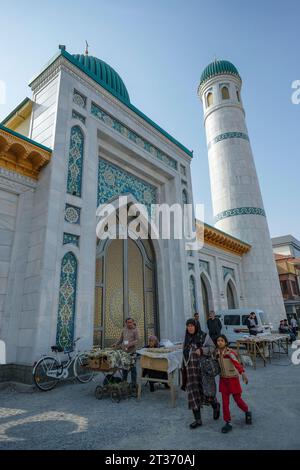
86, 348, 134, 370
145, 347, 174, 353
239, 333, 289, 343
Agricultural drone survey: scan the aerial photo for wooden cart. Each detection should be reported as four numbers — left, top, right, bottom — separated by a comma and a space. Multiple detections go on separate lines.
137, 355, 177, 407
85, 356, 133, 402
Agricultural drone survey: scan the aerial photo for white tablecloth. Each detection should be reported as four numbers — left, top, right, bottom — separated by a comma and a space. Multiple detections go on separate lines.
136, 348, 183, 374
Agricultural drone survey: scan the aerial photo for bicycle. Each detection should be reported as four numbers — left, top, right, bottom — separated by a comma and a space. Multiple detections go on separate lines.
33, 337, 94, 391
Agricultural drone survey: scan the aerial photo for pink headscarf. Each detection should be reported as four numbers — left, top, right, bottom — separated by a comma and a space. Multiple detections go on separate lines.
148, 335, 159, 347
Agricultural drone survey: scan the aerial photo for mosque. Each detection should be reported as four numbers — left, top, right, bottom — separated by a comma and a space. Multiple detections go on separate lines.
0, 45, 285, 381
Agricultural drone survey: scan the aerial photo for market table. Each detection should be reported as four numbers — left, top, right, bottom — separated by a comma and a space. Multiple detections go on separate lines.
236, 336, 267, 369
236, 334, 290, 369
261, 334, 290, 362
136, 347, 182, 407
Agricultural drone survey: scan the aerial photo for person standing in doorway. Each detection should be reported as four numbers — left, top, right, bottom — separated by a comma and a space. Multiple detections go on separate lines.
207, 311, 222, 345
113, 317, 139, 387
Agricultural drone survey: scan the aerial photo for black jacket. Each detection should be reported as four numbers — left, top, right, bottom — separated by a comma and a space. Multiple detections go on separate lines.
183, 330, 207, 362
207, 318, 222, 339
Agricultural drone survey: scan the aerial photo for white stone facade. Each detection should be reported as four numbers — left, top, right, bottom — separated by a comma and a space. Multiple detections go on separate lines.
193, 243, 245, 325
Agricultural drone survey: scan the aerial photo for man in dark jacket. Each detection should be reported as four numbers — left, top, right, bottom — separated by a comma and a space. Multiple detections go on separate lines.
207, 311, 222, 344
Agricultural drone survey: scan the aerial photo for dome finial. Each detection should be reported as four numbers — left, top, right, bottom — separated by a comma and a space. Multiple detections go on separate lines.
85, 40, 89, 56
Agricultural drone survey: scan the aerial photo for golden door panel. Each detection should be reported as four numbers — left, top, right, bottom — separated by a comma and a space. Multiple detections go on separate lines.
94, 237, 157, 348
128, 239, 145, 347
105, 240, 124, 347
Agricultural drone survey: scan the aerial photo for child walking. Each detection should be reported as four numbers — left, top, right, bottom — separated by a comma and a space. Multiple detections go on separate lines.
215, 334, 252, 433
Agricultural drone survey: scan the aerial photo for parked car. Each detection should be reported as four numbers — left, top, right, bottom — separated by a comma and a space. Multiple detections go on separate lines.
216, 308, 272, 344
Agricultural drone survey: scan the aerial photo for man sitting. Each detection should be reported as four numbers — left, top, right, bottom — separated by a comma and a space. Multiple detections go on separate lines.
143, 335, 169, 392
279, 319, 296, 343
246, 312, 259, 336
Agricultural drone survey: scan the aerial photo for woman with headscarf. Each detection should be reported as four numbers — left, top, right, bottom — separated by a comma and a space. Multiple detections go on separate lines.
183, 318, 220, 428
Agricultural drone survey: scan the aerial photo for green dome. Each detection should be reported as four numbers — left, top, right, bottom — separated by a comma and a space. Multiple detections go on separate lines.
72, 54, 130, 103
200, 60, 241, 86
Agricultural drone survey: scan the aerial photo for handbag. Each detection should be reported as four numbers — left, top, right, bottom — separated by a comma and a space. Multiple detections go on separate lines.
199, 355, 220, 377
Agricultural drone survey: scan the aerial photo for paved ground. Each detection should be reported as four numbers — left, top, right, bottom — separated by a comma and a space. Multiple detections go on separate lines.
0, 353, 299, 450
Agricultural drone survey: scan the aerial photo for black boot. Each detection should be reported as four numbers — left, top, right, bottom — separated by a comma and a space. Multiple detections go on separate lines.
221, 422, 232, 433
190, 409, 202, 429
212, 401, 220, 420
245, 411, 252, 424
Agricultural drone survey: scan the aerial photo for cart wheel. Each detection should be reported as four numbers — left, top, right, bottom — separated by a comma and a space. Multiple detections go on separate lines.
95, 385, 104, 400
111, 389, 121, 403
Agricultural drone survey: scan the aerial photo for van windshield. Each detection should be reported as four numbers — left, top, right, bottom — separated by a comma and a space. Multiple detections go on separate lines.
224, 315, 240, 326
258, 311, 268, 325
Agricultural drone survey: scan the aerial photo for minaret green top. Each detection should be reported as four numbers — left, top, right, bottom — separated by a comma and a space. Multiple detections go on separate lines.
200, 60, 241, 86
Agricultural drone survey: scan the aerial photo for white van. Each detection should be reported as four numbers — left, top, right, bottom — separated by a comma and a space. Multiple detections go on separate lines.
216, 308, 272, 344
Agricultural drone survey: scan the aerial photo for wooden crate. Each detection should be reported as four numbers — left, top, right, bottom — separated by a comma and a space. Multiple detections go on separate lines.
138, 355, 177, 407
87, 357, 111, 370
140, 355, 168, 372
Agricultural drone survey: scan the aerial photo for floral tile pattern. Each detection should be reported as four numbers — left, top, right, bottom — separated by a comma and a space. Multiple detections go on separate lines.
65, 204, 81, 224
91, 102, 178, 171
208, 131, 249, 150
56, 252, 77, 350
73, 90, 86, 109
72, 110, 86, 125
63, 232, 80, 247
98, 159, 157, 215
67, 126, 84, 197
215, 206, 266, 222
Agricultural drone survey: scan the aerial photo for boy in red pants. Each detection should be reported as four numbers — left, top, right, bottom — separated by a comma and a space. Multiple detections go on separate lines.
215, 334, 252, 433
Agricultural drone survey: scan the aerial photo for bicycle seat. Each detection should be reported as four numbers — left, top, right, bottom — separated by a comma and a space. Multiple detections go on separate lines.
51, 345, 64, 353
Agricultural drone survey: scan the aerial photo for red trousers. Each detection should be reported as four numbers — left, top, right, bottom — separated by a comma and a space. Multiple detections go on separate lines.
222, 392, 248, 422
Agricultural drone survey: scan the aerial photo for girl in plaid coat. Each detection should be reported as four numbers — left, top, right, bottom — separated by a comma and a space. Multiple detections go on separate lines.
215, 334, 252, 433
183, 318, 220, 429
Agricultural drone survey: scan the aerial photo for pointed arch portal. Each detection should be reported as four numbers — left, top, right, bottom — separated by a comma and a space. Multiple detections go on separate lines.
94, 236, 158, 348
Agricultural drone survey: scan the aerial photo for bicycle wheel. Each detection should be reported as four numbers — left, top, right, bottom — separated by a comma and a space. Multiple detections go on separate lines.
33, 356, 61, 391
74, 353, 94, 383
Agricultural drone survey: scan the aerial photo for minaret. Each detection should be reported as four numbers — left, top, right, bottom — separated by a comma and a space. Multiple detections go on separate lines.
198, 60, 285, 324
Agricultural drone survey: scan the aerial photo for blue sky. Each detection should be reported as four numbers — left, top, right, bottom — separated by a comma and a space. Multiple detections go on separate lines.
1, 0, 299, 238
